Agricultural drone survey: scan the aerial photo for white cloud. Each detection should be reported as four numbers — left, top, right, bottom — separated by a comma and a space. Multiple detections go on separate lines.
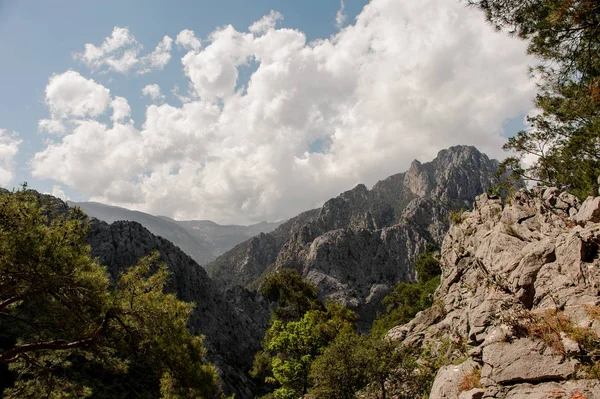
45, 70, 110, 119
249, 10, 283, 35
142, 84, 165, 101
38, 119, 67, 135
0, 129, 21, 187
138, 35, 173, 74
33, 0, 536, 224
110, 96, 131, 123
50, 185, 70, 201
176, 29, 201, 51
75, 27, 172, 74
336, 0, 347, 28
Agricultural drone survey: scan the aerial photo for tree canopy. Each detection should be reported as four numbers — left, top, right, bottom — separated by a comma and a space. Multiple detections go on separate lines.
468, 0, 600, 197
0, 188, 222, 398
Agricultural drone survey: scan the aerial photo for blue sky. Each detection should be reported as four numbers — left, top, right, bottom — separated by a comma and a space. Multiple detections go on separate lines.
0, 0, 534, 223
0, 0, 368, 195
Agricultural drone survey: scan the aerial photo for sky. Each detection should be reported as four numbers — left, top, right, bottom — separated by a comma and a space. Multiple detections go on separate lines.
0, 0, 537, 224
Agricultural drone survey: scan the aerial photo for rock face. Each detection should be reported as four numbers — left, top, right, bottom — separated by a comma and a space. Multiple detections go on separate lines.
207, 146, 501, 327
388, 187, 600, 399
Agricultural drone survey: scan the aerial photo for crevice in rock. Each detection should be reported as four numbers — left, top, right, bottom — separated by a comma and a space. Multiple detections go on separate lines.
496, 374, 574, 387
581, 239, 599, 263
517, 214, 536, 224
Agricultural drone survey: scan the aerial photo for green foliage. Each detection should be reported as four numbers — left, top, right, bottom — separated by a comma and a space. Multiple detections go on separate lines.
0, 188, 222, 398
413, 243, 441, 283
469, 0, 600, 198
310, 332, 434, 399
309, 330, 371, 399
449, 209, 466, 225
371, 245, 441, 338
260, 268, 324, 322
253, 298, 356, 398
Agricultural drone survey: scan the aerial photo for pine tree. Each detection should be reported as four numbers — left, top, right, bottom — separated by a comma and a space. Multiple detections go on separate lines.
0, 188, 222, 398
468, 0, 600, 197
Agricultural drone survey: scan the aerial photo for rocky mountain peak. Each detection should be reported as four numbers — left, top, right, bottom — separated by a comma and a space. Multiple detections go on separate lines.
207, 146, 502, 328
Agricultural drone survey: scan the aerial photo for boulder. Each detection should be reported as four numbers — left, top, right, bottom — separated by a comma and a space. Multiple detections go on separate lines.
430, 359, 480, 399
481, 338, 577, 385
573, 196, 600, 225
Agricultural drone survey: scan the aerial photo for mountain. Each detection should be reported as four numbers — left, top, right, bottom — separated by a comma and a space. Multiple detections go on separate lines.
158, 217, 282, 257
86, 218, 270, 398
388, 187, 600, 398
206, 145, 502, 327
17, 192, 269, 398
70, 201, 281, 265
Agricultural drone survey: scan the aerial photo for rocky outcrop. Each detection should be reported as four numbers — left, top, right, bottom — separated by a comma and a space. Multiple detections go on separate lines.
207, 146, 502, 327
388, 187, 600, 399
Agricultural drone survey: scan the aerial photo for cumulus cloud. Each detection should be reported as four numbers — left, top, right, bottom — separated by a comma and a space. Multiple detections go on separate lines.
50, 185, 70, 201
32, 0, 536, 224
0, 129, 21, 187
38, 119, 67, 135
110, 96, 131, 122
142, 84, 165, 101
77, 27, 138, 73
75, 27, 172, 74
176, 29, 202, 51
45, 70, 110, 119
248, 10, 283, 35
138, 35, 173, 74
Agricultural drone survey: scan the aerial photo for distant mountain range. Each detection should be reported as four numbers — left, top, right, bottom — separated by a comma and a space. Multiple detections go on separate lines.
69, 201, 282, 266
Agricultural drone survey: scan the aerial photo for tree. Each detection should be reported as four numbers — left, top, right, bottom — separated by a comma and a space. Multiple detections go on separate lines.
413, 243, 441, 283
309, 330, 370, 399
0, 188, 222, 398
252, 301, 356, 398
467, 0, 600, 197
260, 268, 324, 323
309, 332, 428, 399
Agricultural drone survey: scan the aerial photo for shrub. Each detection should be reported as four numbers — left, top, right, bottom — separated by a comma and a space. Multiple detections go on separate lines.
459, 367, 482, 392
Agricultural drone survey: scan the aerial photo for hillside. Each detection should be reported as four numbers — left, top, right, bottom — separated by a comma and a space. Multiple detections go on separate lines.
8, 192, 269, 398
388, 187, 600, 398
207, 145, 503, 327
71, 201, 281, 265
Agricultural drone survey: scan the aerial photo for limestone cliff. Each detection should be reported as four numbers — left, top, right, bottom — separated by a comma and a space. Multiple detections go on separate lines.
388, 188, 600, 399
207, 145, 501, 327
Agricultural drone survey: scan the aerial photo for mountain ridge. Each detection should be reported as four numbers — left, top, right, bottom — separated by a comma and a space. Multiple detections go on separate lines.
206, 145, 503, 327
70, 200, 282, 265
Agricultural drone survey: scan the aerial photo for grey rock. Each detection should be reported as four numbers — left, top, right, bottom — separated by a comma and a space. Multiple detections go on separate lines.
430, 359, 479, 399
459, 389, 485, 399
573, 196, 600, 225
482, 380, 600, 399
387, 187, 600, 398
481, 338, 577, 385
560, 332, 580, 355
